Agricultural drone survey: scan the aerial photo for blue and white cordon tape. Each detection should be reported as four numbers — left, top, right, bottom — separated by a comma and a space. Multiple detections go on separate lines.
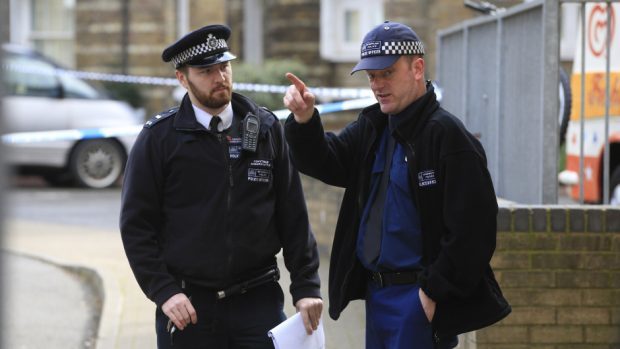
2, 104, 375, 146
2, 98, 375, 144
2, 64, 374, 100
1, 98, 375, 144
63, 69, 374, 99
2, 66, 376, 144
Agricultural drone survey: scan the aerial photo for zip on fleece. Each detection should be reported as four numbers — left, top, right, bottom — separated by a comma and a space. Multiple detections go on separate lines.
214, 131, 235, 277
341, 121, 379, 304
397, 130, 444, 336
356, 123, 380, 218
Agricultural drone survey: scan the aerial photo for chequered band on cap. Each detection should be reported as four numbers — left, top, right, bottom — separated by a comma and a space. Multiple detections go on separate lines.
170, 33, 228, 67
361, 40, 425, 58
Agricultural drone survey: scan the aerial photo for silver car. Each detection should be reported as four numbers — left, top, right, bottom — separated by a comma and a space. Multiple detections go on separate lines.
2, 43, 142, 188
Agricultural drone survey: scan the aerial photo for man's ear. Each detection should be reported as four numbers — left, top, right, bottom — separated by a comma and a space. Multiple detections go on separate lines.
414, 57, 425, 80
176, 70, 189, 89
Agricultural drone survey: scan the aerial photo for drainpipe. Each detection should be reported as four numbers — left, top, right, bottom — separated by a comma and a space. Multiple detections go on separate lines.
121, 0, 130, 74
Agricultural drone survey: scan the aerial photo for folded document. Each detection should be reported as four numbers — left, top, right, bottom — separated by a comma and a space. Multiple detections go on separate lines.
268, 312, 325, 349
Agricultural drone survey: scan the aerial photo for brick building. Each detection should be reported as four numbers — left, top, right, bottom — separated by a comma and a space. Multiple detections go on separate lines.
5, 2, 619, 347
226, 0, 519, 87
5, 0, 523, 115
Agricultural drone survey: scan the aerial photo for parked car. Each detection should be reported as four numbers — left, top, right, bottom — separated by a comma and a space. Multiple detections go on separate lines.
1, 43, 142, 188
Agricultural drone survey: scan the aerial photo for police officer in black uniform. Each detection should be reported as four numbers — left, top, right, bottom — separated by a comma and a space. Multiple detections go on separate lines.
120, 24, 323, 348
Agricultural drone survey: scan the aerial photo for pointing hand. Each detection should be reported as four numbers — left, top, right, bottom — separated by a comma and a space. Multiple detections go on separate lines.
283, 72, 316, 124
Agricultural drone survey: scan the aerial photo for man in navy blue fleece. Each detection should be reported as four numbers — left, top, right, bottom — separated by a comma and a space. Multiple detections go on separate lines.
283, 21, 510, 349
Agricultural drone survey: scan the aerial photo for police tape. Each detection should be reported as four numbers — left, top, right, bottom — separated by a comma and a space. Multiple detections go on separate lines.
64, 69, 375, 99
1, 97, 377, 144
3, 63, 374, 100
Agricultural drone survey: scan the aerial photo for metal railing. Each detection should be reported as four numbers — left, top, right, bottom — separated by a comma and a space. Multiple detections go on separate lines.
566, 0, 618, 204
436, 0, 618, 204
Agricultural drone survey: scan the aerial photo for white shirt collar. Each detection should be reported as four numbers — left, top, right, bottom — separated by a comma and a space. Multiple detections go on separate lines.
192, 103, 233, 132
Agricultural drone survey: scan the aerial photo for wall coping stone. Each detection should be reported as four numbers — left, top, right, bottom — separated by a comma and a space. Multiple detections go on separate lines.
497, 204, 620, 234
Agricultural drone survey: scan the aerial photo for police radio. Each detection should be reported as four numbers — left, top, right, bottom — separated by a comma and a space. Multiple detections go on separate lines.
242, 113, 260, 152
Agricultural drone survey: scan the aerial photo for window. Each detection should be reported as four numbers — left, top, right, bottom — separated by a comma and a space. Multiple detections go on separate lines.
3, 52, 61, 98
9, 0, 76, 67
560, 3, 579, 62
344, 10, 361, 44
320, 0, 384, 62
59, 73, 103, 99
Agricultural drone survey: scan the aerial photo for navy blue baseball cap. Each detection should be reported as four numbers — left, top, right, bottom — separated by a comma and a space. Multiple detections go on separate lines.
162, 24, 237, 68
351, 21, 425, 75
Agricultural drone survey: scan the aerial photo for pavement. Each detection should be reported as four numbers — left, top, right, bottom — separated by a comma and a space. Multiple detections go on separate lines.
1, 177, 508, 348
1, 218, 366, 349
1, 251, 99, 349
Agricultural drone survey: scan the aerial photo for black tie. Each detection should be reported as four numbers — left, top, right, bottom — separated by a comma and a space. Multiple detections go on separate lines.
363, 132, 396, 265
209, 115, 222, 133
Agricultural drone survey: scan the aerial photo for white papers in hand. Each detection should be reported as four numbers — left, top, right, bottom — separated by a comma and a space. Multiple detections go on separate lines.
268, 312, 325, 349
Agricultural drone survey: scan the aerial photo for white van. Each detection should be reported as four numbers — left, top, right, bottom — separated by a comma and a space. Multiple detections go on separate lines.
559, 3, 620, 204
2, 43, 142, 188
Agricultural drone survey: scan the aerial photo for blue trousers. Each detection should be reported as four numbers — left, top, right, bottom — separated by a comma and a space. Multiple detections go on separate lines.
156, 281, 286, 349
365, 283, 458, 349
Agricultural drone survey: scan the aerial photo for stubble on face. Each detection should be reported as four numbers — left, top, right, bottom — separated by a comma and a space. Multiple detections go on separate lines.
374, 56, 422, 115
187, 77, 232, 110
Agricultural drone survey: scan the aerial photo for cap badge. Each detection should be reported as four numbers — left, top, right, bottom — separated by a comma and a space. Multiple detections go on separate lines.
361, 41, 382, 58
207, 33, 218, 49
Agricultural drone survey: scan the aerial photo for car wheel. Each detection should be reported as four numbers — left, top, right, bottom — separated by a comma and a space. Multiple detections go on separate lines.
610, 166, 620, 205
70, 139, 126, 189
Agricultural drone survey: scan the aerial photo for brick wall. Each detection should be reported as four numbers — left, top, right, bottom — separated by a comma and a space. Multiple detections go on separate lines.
482, 206, 620, 349
299, 175, 620, 348
74, 0, 226, 116
66, 0, 524, 114
227, 0, 510, 87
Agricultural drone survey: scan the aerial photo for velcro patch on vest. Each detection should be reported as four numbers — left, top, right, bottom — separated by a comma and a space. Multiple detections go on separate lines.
418, 170, 437, 187
248, 159, 272, 183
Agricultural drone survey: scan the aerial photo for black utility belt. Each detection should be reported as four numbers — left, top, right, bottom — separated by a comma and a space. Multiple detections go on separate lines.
216, 266, 280, 299
183, 266, 280, 300
368, 270, 420, 288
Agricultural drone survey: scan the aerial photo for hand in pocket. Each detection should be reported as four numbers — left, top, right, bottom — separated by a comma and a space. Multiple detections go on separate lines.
418, 288, 436, 322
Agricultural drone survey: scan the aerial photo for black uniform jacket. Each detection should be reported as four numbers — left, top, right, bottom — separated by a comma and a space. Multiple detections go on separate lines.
120, 92, 320, 308
284, 83, 511, 337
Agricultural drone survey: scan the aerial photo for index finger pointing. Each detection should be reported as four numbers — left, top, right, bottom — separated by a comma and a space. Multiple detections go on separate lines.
285, 72, 306, 93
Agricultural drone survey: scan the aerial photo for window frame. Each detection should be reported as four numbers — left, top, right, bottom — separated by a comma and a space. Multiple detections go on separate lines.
3, 51, 63, 98
9, 0, 76, 68
320, 0, 384, 62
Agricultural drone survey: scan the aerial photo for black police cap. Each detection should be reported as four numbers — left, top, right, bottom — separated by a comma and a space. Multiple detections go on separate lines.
161, 24, 237, 68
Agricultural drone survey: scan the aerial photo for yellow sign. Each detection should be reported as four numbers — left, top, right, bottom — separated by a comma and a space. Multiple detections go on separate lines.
570, 72, 620, 120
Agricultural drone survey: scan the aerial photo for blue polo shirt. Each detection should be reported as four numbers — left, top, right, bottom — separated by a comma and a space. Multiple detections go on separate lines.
357, 118, 423, 272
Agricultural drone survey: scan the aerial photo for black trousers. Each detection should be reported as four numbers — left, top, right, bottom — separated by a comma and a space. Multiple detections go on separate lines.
156, 281, 286, 349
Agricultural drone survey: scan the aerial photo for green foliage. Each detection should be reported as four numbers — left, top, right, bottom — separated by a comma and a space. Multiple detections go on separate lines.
558, 142, 566, 172
101, 81, 145, 108
232, 59, 308, 111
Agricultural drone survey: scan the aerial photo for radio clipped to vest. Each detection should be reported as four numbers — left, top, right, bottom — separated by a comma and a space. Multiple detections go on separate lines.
242, 113, 260, 152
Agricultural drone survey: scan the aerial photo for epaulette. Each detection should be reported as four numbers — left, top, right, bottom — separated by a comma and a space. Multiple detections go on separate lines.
144, 107, 179, 128
259, 106, 278, 125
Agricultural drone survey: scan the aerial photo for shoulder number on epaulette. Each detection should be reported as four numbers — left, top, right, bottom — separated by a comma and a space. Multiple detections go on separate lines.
144, 107, 179, 128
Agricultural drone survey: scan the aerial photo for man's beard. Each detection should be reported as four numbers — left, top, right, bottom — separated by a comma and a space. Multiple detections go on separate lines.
187, 79, 232, 109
